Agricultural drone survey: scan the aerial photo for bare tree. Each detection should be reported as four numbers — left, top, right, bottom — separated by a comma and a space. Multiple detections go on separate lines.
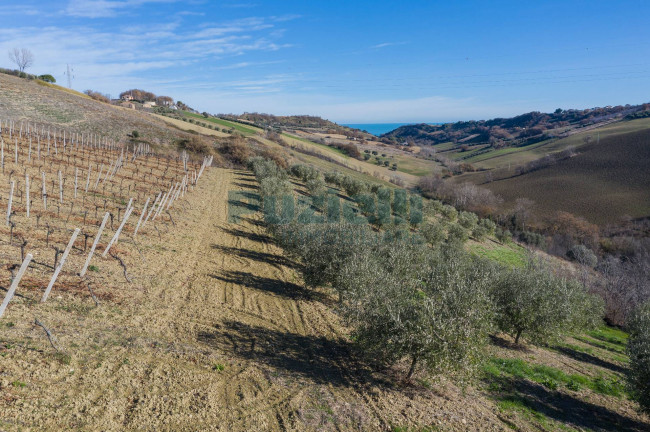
8, 48, 34, 72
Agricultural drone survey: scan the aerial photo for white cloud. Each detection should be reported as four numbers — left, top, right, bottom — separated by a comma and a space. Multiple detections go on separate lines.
370, 42, 407, 49
65, 0, 179, 18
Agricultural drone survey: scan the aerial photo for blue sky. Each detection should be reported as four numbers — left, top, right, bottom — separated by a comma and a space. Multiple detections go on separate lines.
0, 1, 648, 123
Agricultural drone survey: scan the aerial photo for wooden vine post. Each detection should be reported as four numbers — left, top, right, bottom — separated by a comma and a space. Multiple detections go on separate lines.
0, 254, 33, 318
80, 212, 109, 277
42, 228, 80, 302
6, 180, 14, 226
102, 205, 134, 257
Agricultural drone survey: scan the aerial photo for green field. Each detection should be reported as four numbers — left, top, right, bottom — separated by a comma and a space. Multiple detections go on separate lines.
182, 111, 261, 135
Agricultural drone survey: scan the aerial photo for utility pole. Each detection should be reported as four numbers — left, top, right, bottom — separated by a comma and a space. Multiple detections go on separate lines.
64, 64, 74, 88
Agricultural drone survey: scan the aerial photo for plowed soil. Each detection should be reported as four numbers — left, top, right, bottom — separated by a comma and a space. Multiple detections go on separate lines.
1, 168, 647, 431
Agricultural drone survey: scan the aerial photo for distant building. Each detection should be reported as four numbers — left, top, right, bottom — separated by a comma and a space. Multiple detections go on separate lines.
143, 101, 156, 108
121, 94, 134, 101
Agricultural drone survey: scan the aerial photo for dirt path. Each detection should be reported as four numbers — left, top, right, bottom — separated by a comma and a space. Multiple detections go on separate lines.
0, 168, 505, 431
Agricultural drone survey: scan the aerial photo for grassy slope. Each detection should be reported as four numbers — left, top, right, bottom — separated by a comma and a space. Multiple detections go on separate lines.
182, 111, 261, 135
0, 73, 193, 150
153, 113, 229, 137
472, 126, 650, 224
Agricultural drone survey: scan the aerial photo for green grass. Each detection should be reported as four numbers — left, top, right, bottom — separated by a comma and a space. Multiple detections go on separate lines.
468, 242, 527, 267
282, 133, 349, 157
574, 335, 626, 355
587, 326, 628, 346
212, 363, 226, 372
484, 357, 625, 397
182, 111, 260, 135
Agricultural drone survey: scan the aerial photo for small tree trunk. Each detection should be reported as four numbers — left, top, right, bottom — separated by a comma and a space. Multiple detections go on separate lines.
515, 329, 523, 344
405, 355, 418, 382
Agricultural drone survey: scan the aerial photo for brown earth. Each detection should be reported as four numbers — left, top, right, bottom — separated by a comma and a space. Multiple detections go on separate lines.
1, 167, 649, 431
0, 168, 506, 431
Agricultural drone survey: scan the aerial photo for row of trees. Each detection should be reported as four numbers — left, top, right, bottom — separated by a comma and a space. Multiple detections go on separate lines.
247, 157, 606, 386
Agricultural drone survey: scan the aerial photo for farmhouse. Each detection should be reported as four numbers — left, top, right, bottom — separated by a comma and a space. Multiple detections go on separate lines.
121, 94, 134, 101
143, 101, 156, 108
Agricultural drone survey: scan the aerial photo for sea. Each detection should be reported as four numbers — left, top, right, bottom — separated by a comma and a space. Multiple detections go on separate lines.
342, 122, 438, 136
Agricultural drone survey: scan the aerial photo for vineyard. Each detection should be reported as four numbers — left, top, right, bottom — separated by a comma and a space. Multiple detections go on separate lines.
0, 118, 212, 329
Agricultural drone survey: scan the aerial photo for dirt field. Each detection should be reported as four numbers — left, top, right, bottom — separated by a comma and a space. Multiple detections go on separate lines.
1, 167, 648, 431
0, 167, 501, 431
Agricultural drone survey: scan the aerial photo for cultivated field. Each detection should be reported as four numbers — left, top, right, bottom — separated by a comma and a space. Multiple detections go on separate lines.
0, 122, 647, 429
467, 127, 650, 225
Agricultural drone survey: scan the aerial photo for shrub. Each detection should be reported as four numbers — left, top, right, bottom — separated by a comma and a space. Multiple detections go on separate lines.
341, 177, 367, 197
409, 195, 423, 227
458, 211, 479, 230
472, 225, 489, 241
447, 223, 469, 245
324, 171, 344, 186
248, 157, 287, 181
38, 74, 56, 83
567, 244, 598, 268
441, 205, 458, 221
176, 136, 211, 154
519, 231, 546, 248
306, 176, 327, 197
259, 148, 289, 170
291, 223, 374, 298
491, 259, 603, 344
423, 199, 443, 216
290, 164, 320, 182
626, 301, 650, 414
259, 176, 292, 198
496, 228, 512, 243
421, 221, 446, 245
84, 90, 110, 103
479, 218, 497, 235
218, 137, 251, 166
339, 244, 495, 381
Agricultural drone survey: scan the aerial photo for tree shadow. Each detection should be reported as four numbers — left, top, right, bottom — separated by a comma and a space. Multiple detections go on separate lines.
219, 227, 274, 244
486, 376, 649, 431
228, 198, 260, 212
210, 244, 298, 269
208, 270, 321, 301
197, 320, 372, 387
234, 182, 259, 190
489, 334, 533, 353
553, 346, 626, 374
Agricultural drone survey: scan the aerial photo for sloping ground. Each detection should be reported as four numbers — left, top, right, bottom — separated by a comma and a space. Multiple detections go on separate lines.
0, 73, 191, 148
477, 127, 650, 225
0, 168, 501, 431
0, 168, 648, 431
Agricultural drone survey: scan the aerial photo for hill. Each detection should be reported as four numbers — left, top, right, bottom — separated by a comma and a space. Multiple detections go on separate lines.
382, 103, 650, 147
463, 127, 650, 225
0, 73, 194, 150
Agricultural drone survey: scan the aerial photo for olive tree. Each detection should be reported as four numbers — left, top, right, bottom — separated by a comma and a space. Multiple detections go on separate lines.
421, 221, 446, 245
339, 243, 495, 381
626, 301, 650, 414
491, 260, 603, 344
458, 211, 478, 230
